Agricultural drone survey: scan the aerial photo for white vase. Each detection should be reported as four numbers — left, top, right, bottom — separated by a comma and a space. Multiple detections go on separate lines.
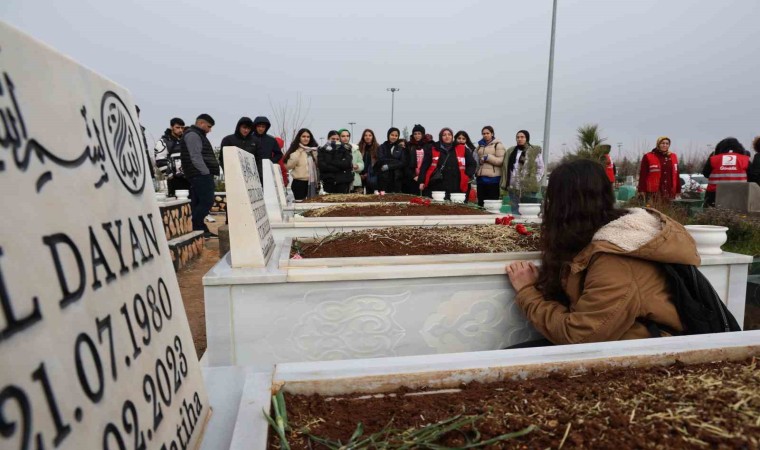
431, 191, 446, 201
450, 193, 466, 203
483, 199, 502, 213
685, 225, 728, 255
518, 203, 541, 218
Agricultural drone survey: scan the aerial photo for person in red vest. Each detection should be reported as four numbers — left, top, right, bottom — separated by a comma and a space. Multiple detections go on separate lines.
637, 136, 680, 201
275, 136, 289, 187
418, 128, 476, 199
602, 145, 616, 183
702, 137, 750, 207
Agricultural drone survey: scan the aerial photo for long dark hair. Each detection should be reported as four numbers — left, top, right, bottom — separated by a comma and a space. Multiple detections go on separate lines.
283, 128, 317, 162
714, 137, 747, 155
538, 159, 628, 302
454, 130, 476, 150
359, 128, 379, 161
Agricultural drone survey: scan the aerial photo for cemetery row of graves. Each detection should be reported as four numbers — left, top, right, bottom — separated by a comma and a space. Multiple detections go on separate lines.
1, 21, 758, 450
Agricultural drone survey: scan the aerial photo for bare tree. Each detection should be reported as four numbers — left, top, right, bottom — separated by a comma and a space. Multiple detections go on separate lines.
268, 92, 312, 146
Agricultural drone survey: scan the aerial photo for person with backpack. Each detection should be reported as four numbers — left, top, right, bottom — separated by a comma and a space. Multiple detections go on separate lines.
701, 137, 750, 207
154, 117, 189, 196
505, 159, 725, 346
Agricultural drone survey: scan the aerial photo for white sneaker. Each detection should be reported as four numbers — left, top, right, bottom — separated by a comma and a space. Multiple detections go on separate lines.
205, 215, 216, 223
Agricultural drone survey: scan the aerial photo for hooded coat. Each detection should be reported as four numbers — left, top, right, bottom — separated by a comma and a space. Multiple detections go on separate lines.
251, 116, 282, 165
376, 140, 407, 193
218, 117, 257, 170
515, 208, 701, 344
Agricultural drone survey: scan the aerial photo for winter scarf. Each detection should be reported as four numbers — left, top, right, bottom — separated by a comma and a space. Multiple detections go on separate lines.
298, 144, 319, 197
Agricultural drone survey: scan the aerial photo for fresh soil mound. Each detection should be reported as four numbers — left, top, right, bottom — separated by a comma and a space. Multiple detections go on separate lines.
300, 203, 489, 217
292, 225, 539, 258
272, 357, 760, 449
301, 193, 419, 203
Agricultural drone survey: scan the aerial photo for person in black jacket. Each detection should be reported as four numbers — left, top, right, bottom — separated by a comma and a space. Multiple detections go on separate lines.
251, 116, 282, 181
154, 117, 189, 196
180, 114, 219, 238
319, 138, 354, 193
375, 127, 407, 193
418, 128, 476, 200
749, 136, 760, 185
218, 117, 257, 171
405, 124, 433, 194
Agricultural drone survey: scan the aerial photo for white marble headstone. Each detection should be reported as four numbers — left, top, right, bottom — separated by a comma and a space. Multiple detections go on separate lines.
0, 22, 209, 450
262, 160, 284, 223
223, 147, 275, 267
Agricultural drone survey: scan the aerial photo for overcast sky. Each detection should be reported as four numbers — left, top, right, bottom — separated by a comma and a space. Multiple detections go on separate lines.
2, 0, 759, 161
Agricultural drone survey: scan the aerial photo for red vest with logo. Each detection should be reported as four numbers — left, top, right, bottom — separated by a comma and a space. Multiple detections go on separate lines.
604, 154, 615, 183
642, 152, 679, 196
706, 152, 750, 192
424, 144, 469, 192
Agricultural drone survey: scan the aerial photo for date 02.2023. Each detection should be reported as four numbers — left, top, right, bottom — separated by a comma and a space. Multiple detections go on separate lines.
0, 276, 201, 450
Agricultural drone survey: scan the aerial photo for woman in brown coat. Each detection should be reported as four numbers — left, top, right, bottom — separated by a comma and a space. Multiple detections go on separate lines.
506, 159, 700, 346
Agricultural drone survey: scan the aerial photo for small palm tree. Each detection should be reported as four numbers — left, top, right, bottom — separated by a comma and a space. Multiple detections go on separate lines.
576, 124, 606, 152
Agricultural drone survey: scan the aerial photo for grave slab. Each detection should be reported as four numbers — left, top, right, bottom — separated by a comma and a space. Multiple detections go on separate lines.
716, 182, 760, 212
0, 22, 209, 450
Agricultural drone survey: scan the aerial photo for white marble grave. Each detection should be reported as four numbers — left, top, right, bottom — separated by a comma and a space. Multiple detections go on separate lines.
223, 146, 275, 268
0, 22, 209, 450
203, 232, 752, 368
228, 330, 760, 449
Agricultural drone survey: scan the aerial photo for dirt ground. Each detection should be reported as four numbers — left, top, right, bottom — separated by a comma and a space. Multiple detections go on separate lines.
177, 218, 760, 359
177, 218, 223, 359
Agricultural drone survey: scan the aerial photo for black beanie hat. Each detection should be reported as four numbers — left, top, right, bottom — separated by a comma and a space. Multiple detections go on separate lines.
517, 129, 530, 143
197, 113, 216, 126
387, 127, 400, 140
412, 124, 425, 135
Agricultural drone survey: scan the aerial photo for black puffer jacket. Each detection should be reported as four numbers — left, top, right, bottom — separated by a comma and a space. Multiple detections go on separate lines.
251, 116, 282, 164
375, 141, 407, 193
748, 153, 760, 185
219, 117, 257, 170
180, 125, 219, 178
318, 142, 354, 184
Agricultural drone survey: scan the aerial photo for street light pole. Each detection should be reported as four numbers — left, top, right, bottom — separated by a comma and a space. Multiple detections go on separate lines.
541, 0, 558, 172
617, 142, 622, 160
348, 121, 356, 138
386, 88, 399, 128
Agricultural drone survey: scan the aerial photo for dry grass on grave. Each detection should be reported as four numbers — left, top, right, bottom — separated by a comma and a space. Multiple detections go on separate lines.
292, 225, 540, 258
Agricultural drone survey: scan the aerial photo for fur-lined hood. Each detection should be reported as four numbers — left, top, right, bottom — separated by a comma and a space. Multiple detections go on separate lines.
569, 208, 700, 274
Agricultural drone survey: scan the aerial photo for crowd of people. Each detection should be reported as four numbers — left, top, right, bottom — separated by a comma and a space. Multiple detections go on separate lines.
153, 113, 760, 241
150, 113, 758, 348
278, 124, 547, 213
637, 135, 759, 207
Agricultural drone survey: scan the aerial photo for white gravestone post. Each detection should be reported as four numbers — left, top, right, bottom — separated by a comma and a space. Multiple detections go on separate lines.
0, 22, 210, 450
262, 159, 287, 221
223, 147, 275, 268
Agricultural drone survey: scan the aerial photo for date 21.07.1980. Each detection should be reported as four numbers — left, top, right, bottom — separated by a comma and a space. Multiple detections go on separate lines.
0, 276, 199, 450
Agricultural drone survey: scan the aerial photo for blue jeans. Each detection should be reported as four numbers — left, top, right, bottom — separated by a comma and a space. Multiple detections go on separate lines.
189, 174, 215, 232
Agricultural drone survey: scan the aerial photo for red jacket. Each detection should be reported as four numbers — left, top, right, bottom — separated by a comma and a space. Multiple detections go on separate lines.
638, 151, 680, 198
706, 152, 749, 192
604, 154, 615, 183
423, 144, 469, 193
